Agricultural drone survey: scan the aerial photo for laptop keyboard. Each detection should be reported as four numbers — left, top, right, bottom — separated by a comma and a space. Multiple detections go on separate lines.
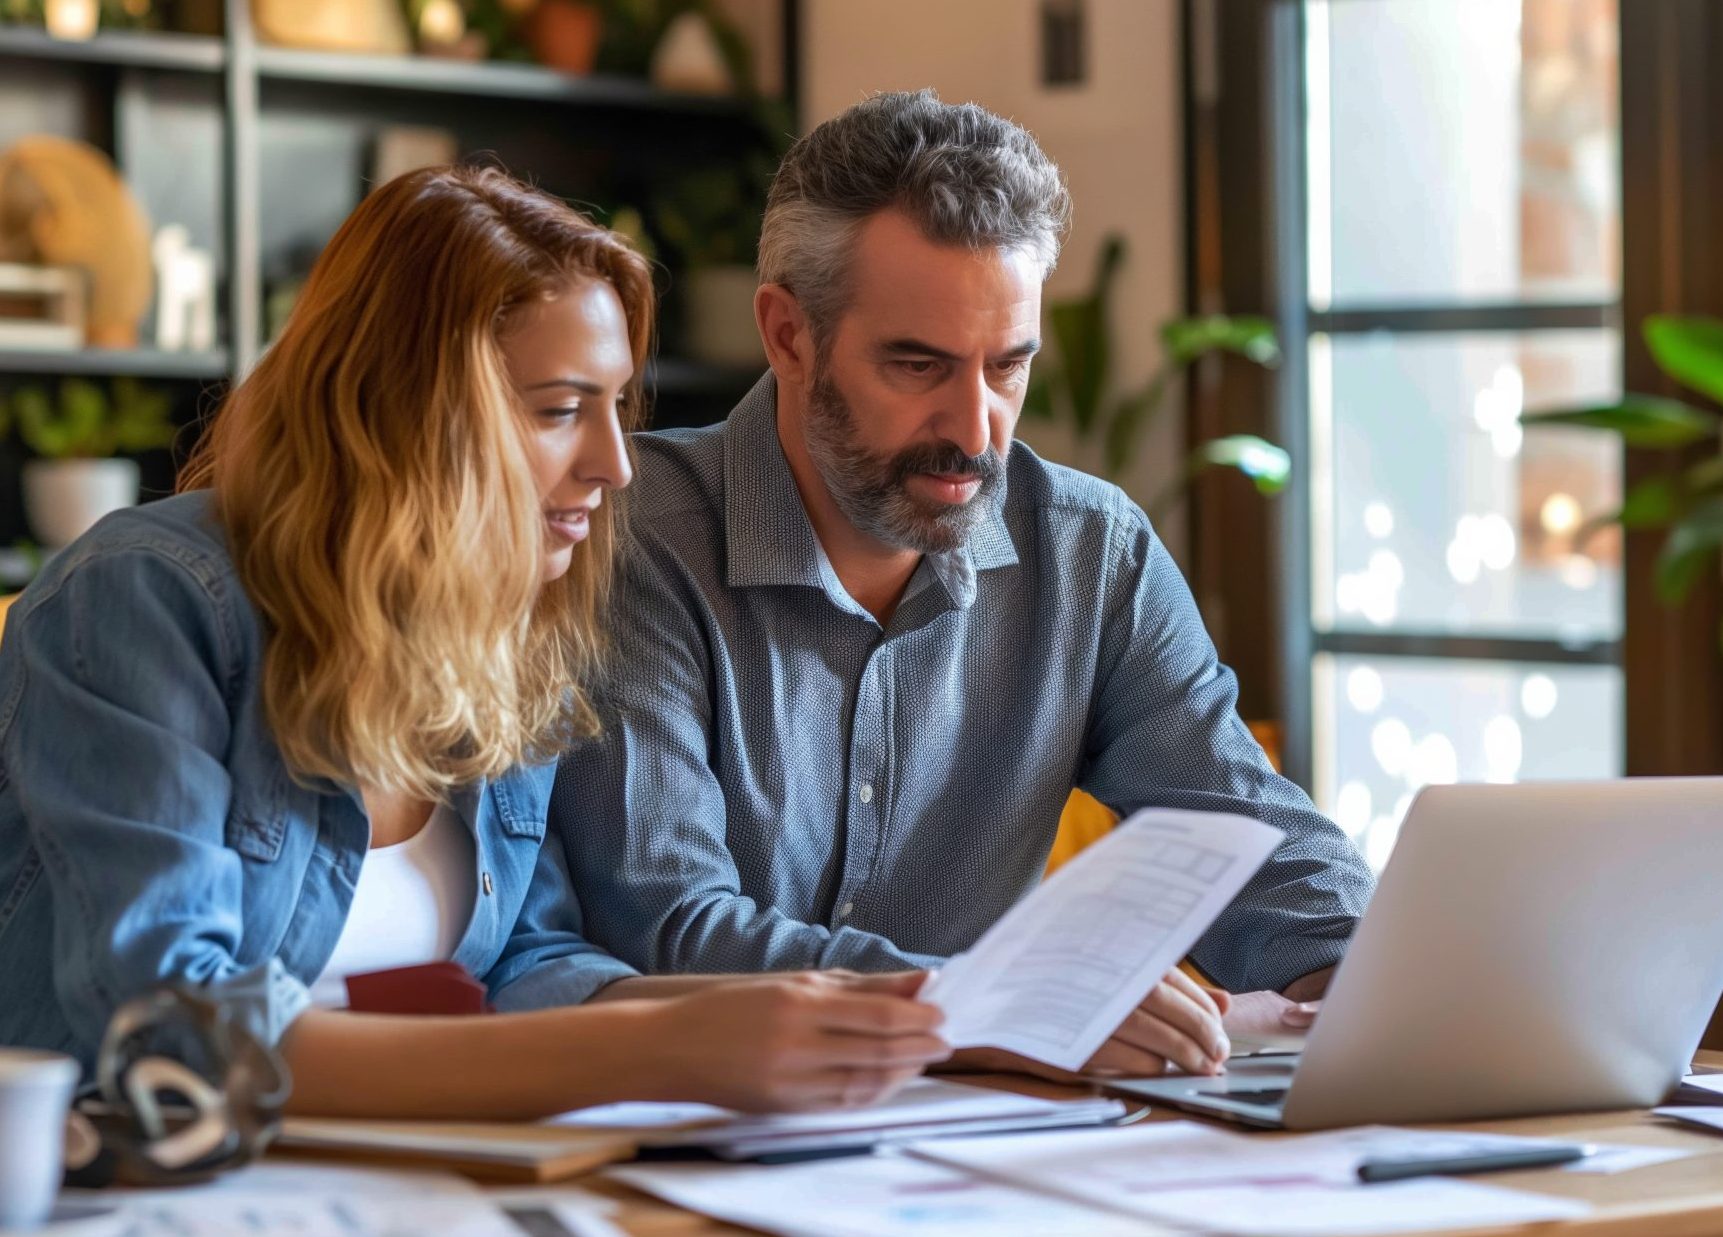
1199, 1087, 1289, 1104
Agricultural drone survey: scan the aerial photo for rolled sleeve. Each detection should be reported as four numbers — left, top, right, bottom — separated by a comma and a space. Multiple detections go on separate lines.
1078, 500, 1375, 994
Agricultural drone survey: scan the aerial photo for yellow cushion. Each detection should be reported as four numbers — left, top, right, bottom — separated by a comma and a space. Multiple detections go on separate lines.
1046, 723, 1286, 988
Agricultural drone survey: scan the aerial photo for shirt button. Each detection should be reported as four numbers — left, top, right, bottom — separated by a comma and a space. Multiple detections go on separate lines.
482, 872, 493, 896
839, 901, 854, 918
858, 782, 874, 804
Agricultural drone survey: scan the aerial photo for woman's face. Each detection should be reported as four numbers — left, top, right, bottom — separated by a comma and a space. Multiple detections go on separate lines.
501, 277, 636, 584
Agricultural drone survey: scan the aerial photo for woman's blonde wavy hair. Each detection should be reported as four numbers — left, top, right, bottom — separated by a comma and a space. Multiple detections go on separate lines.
180, 164, 654, 800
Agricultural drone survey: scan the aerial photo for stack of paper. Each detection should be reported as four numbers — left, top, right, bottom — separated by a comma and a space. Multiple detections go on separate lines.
556, 1078, 1123, 1160
1654, 1072, 1723, 1135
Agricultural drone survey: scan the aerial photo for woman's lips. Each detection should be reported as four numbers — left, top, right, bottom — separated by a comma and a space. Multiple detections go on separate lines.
545, 508, 591, 544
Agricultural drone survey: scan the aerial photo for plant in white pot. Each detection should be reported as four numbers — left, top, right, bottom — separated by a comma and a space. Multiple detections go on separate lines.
653, 154, 773, 369
8, 377, 176, 548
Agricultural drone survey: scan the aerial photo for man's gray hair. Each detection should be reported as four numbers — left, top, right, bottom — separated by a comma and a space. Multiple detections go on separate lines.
757, 89, 1071, 342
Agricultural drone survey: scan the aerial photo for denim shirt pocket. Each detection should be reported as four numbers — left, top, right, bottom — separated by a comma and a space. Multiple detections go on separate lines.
489, 772, 549, 841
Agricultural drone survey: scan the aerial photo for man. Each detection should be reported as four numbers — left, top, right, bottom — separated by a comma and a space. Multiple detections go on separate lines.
554, 90, 1374, 1077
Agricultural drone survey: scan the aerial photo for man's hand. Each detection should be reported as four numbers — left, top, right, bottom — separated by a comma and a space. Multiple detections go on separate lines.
1281, 965, 1336, 1004
1085, 969, 1230, 1076
1221, 989, 1320, 1049
936, 969, 1231, 1082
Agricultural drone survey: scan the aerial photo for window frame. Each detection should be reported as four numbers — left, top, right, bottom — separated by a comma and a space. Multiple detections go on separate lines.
1266, 0, 1626, 793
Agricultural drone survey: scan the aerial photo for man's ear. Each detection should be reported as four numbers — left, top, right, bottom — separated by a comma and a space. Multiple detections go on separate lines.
756, 283, 814, 385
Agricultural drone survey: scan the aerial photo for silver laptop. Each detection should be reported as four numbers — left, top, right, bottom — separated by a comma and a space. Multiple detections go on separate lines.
1110, 778, 1723, 1129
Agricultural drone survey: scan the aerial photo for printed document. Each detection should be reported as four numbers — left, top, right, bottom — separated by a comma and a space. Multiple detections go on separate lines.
608, 1154, 1162, 1237
907, 1122, 1593, 1234
921, 807, 1282, 1070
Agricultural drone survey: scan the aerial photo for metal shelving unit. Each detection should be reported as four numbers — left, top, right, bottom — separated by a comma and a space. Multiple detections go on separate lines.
252, 44, 746, 114
0, 25, 223, 70
0, 347, 230, 380
0, 8, 782, 402
0, 9, 788, 547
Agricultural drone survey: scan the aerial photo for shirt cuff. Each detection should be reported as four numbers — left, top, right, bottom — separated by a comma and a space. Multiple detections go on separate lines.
199, 958, 314, 1050
489, 954, 641, 1011
1247, 929, 1355, 995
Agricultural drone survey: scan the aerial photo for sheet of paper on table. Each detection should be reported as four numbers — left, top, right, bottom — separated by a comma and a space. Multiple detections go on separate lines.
911, 1116, 1692, 1192
608, 1154, 1165, 1237
1674, 1072, 1723, 1102
56, 1161, 520, 1237
920, 807, 1283, 1071
1655, 1105, 1723, 1135
551, 1077, 1123, 1159
904, 1120, 1606, 1234
1108, 1179, 1590, 1237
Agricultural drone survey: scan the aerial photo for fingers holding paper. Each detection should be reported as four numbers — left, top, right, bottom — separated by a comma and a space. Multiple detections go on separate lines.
1086, 969, 1231, 1077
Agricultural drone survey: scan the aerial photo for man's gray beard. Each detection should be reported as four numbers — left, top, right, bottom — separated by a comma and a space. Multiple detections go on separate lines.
802, 370, 1001, 556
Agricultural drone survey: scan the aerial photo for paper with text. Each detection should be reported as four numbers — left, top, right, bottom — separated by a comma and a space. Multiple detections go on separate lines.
608, 1155, 1162, 1237
920, 808, 1282, 1069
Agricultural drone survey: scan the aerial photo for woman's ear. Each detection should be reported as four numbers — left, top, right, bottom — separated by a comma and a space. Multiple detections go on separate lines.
755, 283, 812, 385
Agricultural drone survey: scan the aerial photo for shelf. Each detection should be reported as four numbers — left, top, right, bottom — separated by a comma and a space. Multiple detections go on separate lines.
0, 25, 224, 71
254, 45, 747, 116
0, 348, 230, 381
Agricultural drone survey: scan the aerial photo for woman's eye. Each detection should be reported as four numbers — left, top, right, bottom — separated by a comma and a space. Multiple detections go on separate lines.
539, 404, 581, 423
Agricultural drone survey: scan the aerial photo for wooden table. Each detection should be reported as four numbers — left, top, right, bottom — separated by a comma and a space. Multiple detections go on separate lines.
590, 1051, 1723, 1236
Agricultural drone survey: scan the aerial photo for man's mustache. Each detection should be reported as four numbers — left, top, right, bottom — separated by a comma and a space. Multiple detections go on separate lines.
889, 442, 1003, 486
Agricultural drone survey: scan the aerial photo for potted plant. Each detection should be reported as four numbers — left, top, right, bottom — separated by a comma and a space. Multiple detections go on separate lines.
652, 151, 774, 368
7, 376, 176, 548
1522, 314, 1723, 639
1021, 233, 1290, 520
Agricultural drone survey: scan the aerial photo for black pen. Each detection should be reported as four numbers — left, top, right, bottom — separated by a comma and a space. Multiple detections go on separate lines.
1357, 1143, 1592, 1183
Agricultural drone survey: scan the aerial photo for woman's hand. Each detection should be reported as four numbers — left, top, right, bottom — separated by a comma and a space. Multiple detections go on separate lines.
647, 971, 951, 1112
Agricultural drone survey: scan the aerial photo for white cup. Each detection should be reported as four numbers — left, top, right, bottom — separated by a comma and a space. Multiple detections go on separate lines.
0, 1048, 79, 1231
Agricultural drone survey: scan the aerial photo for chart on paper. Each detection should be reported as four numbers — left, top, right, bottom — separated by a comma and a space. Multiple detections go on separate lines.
921, 808, 1283, 1070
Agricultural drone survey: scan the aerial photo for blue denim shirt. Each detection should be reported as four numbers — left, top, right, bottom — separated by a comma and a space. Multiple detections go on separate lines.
554, 374, 1375, 993
0, 491, 635, 1069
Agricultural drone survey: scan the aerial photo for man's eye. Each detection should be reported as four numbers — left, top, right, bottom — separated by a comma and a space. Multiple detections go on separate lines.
898, 360, 939, 377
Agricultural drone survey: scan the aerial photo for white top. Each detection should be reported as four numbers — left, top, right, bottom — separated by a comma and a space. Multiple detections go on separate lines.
310, 801, 476, 1008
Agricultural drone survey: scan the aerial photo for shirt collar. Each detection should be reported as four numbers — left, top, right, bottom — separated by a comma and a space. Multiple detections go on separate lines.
722, 372, 1019, 612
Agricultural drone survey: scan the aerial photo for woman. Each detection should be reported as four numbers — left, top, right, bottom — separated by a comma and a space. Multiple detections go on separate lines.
0, 166, 946, 1119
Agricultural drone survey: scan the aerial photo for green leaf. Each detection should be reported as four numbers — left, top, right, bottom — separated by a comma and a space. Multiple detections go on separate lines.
1160, 315, 1281, 368
1101, 368, 1170, 476
1644, 315, 1723, 405
14, 385, 61, 457
1681, 453, 1723, 496
1191, 434, 1293, 494
1655, 497, 1723, 604
110, 377, 177, 453
60, 379, 109, 457
1522, 396, 1720, 448
1019, 360, 1056, 422
1619, 475, 1680, 527
1048, 235, 1125, 437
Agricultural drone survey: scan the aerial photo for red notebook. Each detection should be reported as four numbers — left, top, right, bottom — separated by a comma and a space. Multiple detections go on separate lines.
344, 961, 492, 1015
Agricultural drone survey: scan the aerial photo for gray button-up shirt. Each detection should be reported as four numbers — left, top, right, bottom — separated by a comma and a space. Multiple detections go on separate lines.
553, 375, 1374, 993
